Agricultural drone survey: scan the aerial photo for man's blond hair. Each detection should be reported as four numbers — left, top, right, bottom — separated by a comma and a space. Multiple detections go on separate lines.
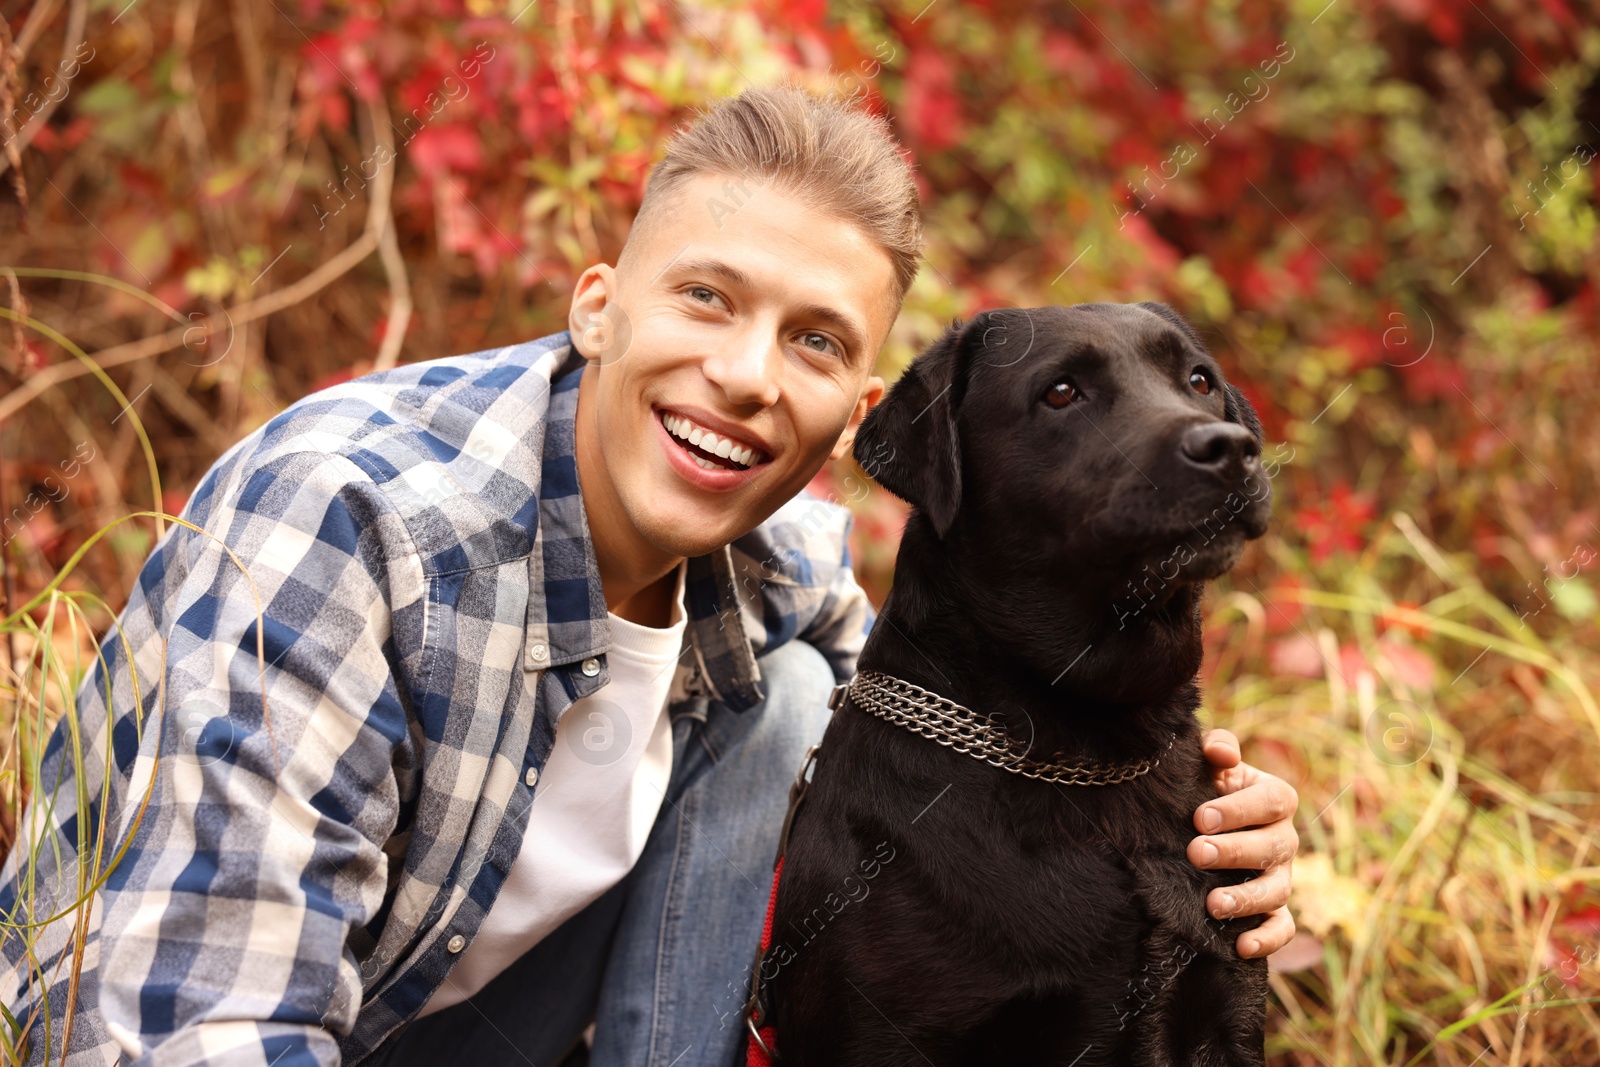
622, 84, 923, 300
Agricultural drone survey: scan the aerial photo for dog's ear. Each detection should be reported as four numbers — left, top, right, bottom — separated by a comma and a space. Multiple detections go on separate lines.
852, 315, 981, 537
1139, 301, 1265, 443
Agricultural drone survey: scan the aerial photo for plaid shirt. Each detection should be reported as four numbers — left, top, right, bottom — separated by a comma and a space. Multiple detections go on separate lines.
0, 332, 871, 1066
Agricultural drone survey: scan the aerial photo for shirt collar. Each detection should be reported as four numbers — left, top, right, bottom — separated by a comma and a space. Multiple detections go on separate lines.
522, 340, 763, 710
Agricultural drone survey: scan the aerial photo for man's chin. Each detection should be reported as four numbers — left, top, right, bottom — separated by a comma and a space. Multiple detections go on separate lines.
625, 461, 820, 561
629, 501, 756, 562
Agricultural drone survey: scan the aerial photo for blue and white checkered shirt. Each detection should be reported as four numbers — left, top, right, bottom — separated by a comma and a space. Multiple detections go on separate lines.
0, 332, 871, 1066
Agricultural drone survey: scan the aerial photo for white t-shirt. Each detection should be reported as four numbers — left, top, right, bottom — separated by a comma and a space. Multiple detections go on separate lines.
419, 561, 689, 1016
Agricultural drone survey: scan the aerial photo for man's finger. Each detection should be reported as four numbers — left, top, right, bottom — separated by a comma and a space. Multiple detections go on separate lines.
1195, 772, 1299, 833
1206, 862, 1292, 921
1237, 905, 1296, 959
1189, 822, 1299, 871
1200, 728, 1242, 769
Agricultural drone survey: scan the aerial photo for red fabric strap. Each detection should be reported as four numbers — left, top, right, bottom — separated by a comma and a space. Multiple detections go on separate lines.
745, 855, 784, 1066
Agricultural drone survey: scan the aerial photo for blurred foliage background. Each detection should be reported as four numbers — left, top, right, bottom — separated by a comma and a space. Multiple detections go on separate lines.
1, 0, 1598, 1064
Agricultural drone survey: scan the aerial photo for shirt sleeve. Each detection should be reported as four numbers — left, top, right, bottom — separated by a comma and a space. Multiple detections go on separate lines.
795, 505, 874, 684
96, 450, 423, 1067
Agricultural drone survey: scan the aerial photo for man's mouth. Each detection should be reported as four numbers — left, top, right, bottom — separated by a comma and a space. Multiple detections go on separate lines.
658, 410, 770, 472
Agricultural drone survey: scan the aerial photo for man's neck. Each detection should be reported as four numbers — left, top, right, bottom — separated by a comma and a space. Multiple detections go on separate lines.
610, 566, 681, 628
574, 365, 686, 628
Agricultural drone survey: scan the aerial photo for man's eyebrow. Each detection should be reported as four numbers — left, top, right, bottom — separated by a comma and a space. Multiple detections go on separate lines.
794, 303, 870, 362
662, 256, 871, 362
659, 256, 755, 291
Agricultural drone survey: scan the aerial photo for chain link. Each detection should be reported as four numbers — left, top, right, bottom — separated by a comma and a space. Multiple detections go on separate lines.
846, 670, 1175, 786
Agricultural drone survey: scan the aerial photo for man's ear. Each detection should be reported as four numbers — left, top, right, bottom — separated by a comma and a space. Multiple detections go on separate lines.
568, 264, 631, 364
830, 374, 886, 462
852, 314, 982, 537
1138, 301, 1264, 443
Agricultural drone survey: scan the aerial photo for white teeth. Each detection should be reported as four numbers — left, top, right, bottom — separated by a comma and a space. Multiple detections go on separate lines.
660, 410, 765, 468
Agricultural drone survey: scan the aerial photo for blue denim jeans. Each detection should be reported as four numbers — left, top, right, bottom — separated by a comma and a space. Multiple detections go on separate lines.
369, 639, 837, 1067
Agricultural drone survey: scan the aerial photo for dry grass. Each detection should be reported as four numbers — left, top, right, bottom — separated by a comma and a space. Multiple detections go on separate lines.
1197, 514, 1600, 1065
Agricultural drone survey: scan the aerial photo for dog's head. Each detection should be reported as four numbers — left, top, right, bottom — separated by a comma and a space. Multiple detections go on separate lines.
854, 303, 1272, 698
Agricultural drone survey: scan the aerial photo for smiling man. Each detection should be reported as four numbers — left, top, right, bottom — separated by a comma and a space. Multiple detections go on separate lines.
0, 86, 1298, 1067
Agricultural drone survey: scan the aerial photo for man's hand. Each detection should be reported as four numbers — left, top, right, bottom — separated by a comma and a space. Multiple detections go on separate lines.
1187, 728, 1298, 959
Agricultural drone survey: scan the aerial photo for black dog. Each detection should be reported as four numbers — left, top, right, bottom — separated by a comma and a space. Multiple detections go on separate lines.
758, 303, 1272, 1066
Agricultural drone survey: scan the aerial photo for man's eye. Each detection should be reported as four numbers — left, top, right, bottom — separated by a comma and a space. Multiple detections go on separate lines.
798, 332, 839, 356
683, 285, 729, 309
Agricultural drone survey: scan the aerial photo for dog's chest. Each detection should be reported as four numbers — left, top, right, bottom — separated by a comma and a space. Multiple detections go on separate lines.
952, 755, 1236, 961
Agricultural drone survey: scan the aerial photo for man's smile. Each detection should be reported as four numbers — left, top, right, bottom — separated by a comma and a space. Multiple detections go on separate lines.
655, 405, 773, 472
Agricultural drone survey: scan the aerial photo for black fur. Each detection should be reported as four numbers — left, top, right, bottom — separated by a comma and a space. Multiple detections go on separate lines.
764, 303, 1272, 1066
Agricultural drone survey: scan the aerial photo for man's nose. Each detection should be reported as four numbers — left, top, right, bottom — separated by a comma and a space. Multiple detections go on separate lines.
702, 327, 781, 408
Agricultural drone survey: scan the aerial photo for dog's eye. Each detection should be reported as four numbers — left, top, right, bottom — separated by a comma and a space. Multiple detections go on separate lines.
1043, 380, 1079, 408
1189, 369, 1213, 395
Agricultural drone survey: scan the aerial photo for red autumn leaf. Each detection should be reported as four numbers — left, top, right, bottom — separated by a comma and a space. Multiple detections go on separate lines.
1426, 7, 1463, 45
409, 125, 484, 178
1269, 635, 1324, 678
1238, 263, 1284, 310
1325, 326, 1385, 371
1372, 180, 1406, 220
1378, 600, 1432, 639
1286, 246, 1323, 297
1558, 905, 1600, 936
1119, 212, 1182, 271
1294, 482, 1378, 564
1378, 637, 1436, 690
1395, 355, 1466, 403
1263, 576, 1310, 635
1339, 642, 1372, 682
901, 51, 964, 152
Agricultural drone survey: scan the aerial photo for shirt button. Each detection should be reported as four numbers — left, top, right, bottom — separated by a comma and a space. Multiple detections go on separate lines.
581, 657, 600, 677
525, 766, 539, 788
531, 643, 548, 662
446, 934, 466, 954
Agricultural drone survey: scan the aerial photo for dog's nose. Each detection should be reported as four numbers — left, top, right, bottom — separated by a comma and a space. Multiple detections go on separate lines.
1178, 422, 1259, 470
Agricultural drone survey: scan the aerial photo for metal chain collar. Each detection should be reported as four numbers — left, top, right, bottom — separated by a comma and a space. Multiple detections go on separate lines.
836, 670, 1176, 786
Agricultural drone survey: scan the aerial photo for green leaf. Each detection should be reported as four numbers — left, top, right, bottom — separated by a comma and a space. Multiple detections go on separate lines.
75, 78, 139, 115
1549, 576, 1597, 623
184, 258, 238, 302
129, 223, 171, 280
108, 525, 154, 560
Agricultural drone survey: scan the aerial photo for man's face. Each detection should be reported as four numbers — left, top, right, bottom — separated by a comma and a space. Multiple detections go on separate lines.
568, 172, 896, 561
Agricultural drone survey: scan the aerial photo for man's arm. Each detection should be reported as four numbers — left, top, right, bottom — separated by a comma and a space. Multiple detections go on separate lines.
97, 451, 422, 1065
1190, 728, 1299, 959
789, 502, 873, 683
